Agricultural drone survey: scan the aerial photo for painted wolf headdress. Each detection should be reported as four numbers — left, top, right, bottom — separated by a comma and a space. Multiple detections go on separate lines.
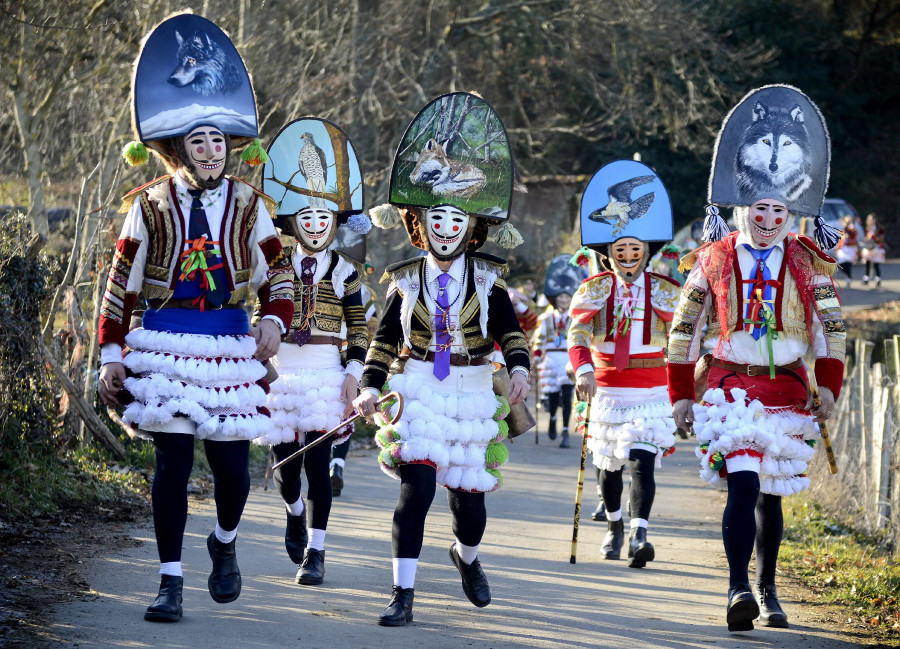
122, 12, 267, 168
369, 91, 525, 251
702, 84, 839, 249
543, 253, 587, 299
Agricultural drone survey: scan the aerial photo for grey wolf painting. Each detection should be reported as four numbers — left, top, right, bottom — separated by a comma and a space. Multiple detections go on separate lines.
168, 30, 242, 96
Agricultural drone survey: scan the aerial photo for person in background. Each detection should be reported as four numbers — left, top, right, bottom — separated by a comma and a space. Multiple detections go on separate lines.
861, 212, 886, 287
834, 215, 858, 287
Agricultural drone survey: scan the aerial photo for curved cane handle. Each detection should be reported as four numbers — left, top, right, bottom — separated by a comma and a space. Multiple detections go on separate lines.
376, 391, 404, 425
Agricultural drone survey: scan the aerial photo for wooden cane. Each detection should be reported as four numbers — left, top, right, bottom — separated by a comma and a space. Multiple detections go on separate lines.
263, 447, 275, 491
534, 370, 541, 445
812, 389, 839, 475
270, 391, 404, 471
569, 399, 591, 564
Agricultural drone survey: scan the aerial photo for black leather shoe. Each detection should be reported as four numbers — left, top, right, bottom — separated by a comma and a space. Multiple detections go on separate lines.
727, 583, 759, 632
627, 526, 655, 568
296, 548, 325, 585
601, 519, 625, 560
144, 575, 183, 622
207, 532, 241, 603
559, 429, 570, 448
377, 586, 414, 626
285, 510, 308, 564
756, 583, 789, 628
330, 464, 344, 497
548, 416, 557, 440
448, 544, 491, 607
591, 500, 607, 522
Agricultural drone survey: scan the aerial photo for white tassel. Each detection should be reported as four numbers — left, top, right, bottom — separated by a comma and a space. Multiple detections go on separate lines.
369, 203, 403, 230
493, 221, 524, 249
702, 205, 730, 242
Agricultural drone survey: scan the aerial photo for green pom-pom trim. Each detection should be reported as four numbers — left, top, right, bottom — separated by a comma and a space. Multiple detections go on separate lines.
708, 451, 725, 471
805, 439, 817, 448
486, 468, 504, 489
493, 396, 511, 421
485, 441, 509, 468
378, 445, 400, 469
240, 139, 269, 166
574, 401, 588, 415
492, 420, 509, 443
122, 141, 149, 167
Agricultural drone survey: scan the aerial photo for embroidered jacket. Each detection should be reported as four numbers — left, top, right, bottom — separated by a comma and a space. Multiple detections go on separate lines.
533, 309, 572, 356
567, 271, 681, 372
666, 232, 845, 401
98, 175, 294, 347
360, 252, 531, 391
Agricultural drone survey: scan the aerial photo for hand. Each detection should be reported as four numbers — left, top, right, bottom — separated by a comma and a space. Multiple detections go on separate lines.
341, 374, 359, 419
806, 386, 835, 422
575, 371, 597, 401
98, 362, 126, 407
508, 372, 529, 406
673, 398, 695, 431
352, 390, 379, 420
252, 319, 282, 362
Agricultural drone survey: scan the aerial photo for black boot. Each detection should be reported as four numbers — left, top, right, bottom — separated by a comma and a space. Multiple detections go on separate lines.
207, 532, 241, 603
756, 583, 789, 628
285, 510, 308, 564
330, 463, 344, 497
448, 544, 491, 607
591, 499, 607, 522
296, 548, 325, 585
559, 428, 570, 448
627, 526, 655, 568
727, 583, 759, 632
377, 586, 415, 626
600, 519, 625, 560
548, 415, 557, 440
144, 574, 183, 622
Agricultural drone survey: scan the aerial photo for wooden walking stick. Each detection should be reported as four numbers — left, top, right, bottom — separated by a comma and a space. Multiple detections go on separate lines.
263, 447, 275, 491
534, 370, 541, 445
271, 392, 404, 471
806, 368, 839, 474
569, 399, 591, 564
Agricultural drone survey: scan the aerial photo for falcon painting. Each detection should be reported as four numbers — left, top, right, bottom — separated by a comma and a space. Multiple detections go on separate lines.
298, 132, 328, 208
588, 175, 656, 236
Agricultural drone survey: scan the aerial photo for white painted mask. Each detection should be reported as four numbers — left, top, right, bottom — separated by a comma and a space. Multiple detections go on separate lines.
735, 199, 793, 249
294, 207, 336, 252
181, 126, 227, 183
425, 204, 470, 258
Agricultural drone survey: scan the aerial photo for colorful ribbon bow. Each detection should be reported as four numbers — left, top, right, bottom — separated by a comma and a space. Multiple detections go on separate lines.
179, 236, 224, 311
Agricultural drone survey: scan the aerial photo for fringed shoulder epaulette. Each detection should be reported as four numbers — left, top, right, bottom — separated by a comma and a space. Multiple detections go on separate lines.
468, 251, 510, 279
380, 256, 425, 284
230, 176, 277, 215
334, 250, 365, 278
118, 175, 172, 214
677, 245, 705, 274
790, 234, 838, 277
647, 271, 682, 289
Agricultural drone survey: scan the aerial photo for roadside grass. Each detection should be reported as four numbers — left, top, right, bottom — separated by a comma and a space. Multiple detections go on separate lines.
782, 498, 900, 644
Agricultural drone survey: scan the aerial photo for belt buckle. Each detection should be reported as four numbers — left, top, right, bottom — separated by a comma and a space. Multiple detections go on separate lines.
745, 364, 757, 376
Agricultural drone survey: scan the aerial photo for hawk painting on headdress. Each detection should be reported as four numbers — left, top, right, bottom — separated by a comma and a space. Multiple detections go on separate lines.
587, 175, 656, 236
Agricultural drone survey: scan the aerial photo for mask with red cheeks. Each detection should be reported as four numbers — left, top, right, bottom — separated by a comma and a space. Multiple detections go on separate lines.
735, 199, 794, 249
424, 204, 472, 260
293, 207, 337, 253
607, 237, 648, 283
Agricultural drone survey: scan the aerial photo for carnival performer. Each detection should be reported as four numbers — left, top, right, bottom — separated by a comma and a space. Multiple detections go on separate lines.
861, 212, 886, 287
834, 215, 858, 287
352, 92, 530, 626
96, 14, 293, 623
534, 254, 585, 447
667, 85, 845, 632
567, 160, 681, 569
256, 117, 372, 585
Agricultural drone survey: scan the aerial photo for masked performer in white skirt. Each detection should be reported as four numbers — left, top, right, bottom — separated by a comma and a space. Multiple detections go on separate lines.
568, 160, 681, 569
97, 13, 293, 623
257, 117, 372, 585
353, 92, 530, 626
667, 85, 845, 632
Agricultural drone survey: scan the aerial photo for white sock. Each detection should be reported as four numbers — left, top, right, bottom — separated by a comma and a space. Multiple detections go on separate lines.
630, 517, 648, 529
392, 558, 418, 589
607, 509, 623, 522
215, 523, 237, 544
308, 528, 326, 551
159, 561, 182, 577
454, 540, 479, 565
331, 458, 345, 468
286, 496, 305, 517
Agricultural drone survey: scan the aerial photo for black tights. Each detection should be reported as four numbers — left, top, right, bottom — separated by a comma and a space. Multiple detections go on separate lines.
547, 384, 574, 431
837, 261, 853, 279
272, 433, 333, 530
722, 471, 784, 587
151, 432, 250, 563
866, 261, 881, 278
392, 463, 486, 558
600, 448, 656, 520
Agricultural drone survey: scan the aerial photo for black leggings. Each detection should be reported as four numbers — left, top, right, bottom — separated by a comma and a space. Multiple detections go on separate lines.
599, 448, 656, 520
837, 261, 853, 279
392, 463, 486, 558
722, 471, 784, 587
332, 435, 350, 461
866, 261, 881, 278
272, 432, 333, 530
547, 384, 574, 430
152, 432, 250, 563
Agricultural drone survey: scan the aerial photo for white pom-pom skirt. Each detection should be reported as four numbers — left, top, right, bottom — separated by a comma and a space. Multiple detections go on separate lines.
255, 342, 349, 447
122, 328, 272, 441
692, 386, 818, 496
538, 350, 574, 394
587, 385, 676, 472
373, 359, 511, 493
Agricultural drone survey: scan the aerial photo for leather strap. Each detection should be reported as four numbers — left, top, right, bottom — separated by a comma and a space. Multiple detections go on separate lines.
595, 357, 666, 369
710, 357, 803, 376
148, 298, 242, 311
422, 351, 490, 367
282, 334, 342, 346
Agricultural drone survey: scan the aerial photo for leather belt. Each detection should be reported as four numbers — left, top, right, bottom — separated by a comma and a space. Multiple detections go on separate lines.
422, 351, 490, 367
148, 298, 242, 311
595, 357, 666, 369
543, 348, 568, 353
710, 357, 803, 377
282, 334, 342, 346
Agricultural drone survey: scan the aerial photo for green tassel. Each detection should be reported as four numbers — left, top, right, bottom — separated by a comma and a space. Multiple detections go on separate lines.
493, 396, 511, 421
486, 468, 504, 489
485, 441, 509, 468
574, 401, 587, 415
493, 420, 509, 442
240, 139, 269, 166
122, 140, 149, 167
569, 246, 592, 268
493, 221, 524, 249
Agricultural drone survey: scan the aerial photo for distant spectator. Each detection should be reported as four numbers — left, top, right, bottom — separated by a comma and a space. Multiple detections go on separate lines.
834, 215, 859, 287
861, 213, 886, 287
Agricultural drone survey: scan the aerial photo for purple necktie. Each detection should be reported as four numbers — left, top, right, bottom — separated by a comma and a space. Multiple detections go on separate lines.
433, 272, 451, 380
292, 256, 317, 346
